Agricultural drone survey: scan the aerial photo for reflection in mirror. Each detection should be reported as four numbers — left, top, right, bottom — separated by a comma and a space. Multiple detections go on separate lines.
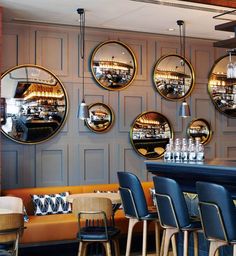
85, 103, 114, 133
208, 54, 236, 118
130, 111, 173, 159
91, 40, 137, 90
153, 54, 195, 100
187, 118, 212, 145
1, 64, 68, 144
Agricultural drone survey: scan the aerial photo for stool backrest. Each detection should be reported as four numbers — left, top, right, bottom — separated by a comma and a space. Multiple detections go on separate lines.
196, 181, 236, 242
117, 171, 149, 219
153, 176, 190, 228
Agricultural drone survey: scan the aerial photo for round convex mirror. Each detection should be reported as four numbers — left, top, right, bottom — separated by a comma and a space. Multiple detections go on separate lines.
91, 40, 137, 90
130, 111, 173, 159
208, 54, 236, 118
1, 64, 68, 144
153, 54, 195, 100
187, 118, 212, 145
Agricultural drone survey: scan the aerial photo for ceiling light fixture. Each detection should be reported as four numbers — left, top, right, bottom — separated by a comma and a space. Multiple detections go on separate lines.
77, 8, 89, 120
177, 20, 191, 118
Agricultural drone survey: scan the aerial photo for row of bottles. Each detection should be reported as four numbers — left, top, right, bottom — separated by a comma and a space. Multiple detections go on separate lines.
164, 137, 204, 162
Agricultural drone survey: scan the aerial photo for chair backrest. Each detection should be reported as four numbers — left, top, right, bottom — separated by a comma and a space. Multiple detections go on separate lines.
0, 213, 24, 244
153, 176, 190, 229
0, 197, 23, 214
117, 171, 149, 219
196, 181, 236, 242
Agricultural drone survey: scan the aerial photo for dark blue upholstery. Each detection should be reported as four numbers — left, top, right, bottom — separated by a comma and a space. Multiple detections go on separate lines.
153, 176, 201, 229
196, 181, 236, 242
117, 171, 157, 219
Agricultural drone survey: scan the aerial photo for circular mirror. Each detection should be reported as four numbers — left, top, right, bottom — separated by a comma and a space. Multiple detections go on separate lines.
91, 40, 137, 90
85, 102, 114, 133
130, 111, 173, 159
187, 118, 212, 145
1, 64, 68, 144
208, 54, 236, 118
153, 54, 195, 100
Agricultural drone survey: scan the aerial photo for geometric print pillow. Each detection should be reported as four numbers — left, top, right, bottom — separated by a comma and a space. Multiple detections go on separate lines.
31, 192, 72, 216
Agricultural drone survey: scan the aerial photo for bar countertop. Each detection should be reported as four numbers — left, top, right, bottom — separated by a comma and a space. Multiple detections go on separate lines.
145, 159, 236, 195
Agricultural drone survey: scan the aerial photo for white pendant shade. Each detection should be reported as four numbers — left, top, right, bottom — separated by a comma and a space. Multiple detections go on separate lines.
78, 99, 89, 120
179, 100, 191, 118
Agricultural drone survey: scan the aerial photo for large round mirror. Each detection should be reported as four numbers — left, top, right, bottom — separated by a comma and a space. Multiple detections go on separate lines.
130, 111, 173, 159
187, 118, 212, 145
208, 54, 236, 118
1, 64, 68, 144
91, 40, 137, 90
153, 54, 195, 100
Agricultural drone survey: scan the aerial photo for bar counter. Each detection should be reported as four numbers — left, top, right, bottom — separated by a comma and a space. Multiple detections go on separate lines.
145, 159, 236, 196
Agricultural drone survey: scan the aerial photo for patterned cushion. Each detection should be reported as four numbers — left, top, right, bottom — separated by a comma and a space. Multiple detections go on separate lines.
31, 192, 72, 216
149, 188, 157, 206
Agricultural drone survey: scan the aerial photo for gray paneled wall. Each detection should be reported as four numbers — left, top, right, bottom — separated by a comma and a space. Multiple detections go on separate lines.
1, 21, 234, 189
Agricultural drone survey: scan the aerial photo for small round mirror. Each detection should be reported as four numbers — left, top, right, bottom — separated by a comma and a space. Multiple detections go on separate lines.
85, 103, 114, 133
1, 64, 68, 144
91, 40, 137, 90
130, 111, 173, 159
208, 54, 236, 118
153, 54, 195, 100
187, 118, 212, 145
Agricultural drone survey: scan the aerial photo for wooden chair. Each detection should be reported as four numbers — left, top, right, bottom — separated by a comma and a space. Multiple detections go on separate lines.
73, 197, 120, 256
0, 213, 24, 256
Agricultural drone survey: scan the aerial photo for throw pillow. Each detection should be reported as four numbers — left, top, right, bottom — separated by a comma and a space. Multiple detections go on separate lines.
31, 192, 72, 216
183, 192, 199, 217
149, 188, 157, 206
23, 206, 29, 222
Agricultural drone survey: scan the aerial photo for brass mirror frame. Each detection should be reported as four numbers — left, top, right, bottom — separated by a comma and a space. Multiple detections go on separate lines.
91, 40, 137, 91
1, 64, 69, 144
85, 102, 114, 133
153, 54, 195, 101
187, 118, 212, 145
208, 53, 236, 118
130, 111, 173, 159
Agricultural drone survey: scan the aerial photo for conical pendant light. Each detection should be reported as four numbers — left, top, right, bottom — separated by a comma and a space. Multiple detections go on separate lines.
77, 8, 89, 120
177, 20, 191, 118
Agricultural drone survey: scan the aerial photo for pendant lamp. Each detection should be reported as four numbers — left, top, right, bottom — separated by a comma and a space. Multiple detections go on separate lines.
77, 8, 89, 120
177, 20, 191, 118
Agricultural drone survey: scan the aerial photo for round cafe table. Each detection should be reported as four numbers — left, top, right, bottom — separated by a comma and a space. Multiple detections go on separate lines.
0, 209, 14, 214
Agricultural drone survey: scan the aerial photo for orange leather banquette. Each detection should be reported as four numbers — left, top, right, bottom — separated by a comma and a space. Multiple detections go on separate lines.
2, 182, 154, 246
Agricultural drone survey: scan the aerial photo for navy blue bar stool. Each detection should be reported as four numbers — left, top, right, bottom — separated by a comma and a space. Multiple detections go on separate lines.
153, 176, 201, 256
196, 181, 236, 256
117, 171, 161, 256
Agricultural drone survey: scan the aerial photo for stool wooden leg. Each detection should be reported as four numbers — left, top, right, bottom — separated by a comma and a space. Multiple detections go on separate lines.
160, 229, 166, 256
126, 218, 139, 256
163, 228, 178, 256
171, 235, 177, 256
183, 231, 188, 256
154, 221, 161, 256
233, 244, 236, 256
193, 231, 198, 256
209, 241, 226, 256
142, 220, 147, 256
78, 241, 88, 256
113, 239, 120, 256
103, 241, 112, 256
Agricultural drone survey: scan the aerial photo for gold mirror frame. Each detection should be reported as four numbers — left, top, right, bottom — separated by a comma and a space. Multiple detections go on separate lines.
91, 40, 137, 91
208, 54, 236, 118
130, 111, 173, 159
153, 54, 195, 100
187, 118, 212, 145
85, 102, 114, 133
1, 64, 69, 144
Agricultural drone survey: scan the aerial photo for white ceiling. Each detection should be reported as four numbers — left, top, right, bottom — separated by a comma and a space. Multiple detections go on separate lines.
0, 0, 236, 41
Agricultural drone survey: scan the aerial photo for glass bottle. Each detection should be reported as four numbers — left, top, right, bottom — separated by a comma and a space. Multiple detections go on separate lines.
174, 140, 181, 162
188, 143, 196, 162
181, 143, 188, 162
164, 144, 172, 161
196, 143, 205, 162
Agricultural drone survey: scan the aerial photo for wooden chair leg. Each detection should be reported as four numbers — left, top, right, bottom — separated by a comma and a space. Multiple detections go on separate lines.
125, 218, 139, 256
160, 229, 166, 256
171, 234, 177, 256
103, 241, 112, 256
113, 239, 120, 256
163, 228, 178, 256
154, 221, 161, 256
78, 241, 88, 256
183, 230, 189, 256
142, 220, 147, 256
233, 244, 236, 256
209, 241, 227, 256
193, 231, 198, 256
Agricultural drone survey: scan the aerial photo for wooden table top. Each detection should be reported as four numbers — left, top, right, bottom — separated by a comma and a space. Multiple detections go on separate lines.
67, 192, 121, 204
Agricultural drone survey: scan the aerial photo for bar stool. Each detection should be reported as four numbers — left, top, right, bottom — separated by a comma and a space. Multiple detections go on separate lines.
196, 181, 236, 256
117, 171, 161, 256
153, 176, 201, 256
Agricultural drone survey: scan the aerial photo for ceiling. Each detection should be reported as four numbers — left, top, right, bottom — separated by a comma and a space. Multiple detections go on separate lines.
0, 0, 236, 41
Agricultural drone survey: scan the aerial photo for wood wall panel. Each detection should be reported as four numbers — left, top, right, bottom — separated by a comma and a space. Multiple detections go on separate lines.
35, 30, 68, 76
1, 22, 236, 189
36, 143, 68, 187
79, 144, 109, 184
